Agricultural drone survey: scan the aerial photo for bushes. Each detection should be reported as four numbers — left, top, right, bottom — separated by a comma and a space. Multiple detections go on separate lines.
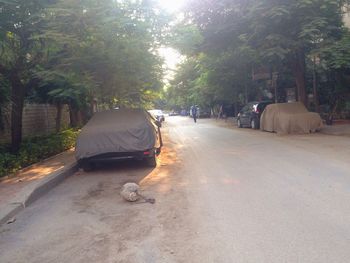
0, 129, 79, 177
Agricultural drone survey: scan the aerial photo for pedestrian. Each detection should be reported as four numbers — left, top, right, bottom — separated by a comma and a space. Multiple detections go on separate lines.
191, 105, 198, 123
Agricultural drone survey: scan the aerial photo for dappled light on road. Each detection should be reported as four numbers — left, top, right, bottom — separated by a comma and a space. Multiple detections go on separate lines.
140, 137, 181, 193
0, 149, 75, 209
1, 164, 64, 185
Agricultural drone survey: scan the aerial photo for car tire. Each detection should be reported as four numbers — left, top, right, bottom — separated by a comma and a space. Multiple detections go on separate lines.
145, 154, 157, 168
237, 118, 243, 128
251, 118, 259, 129
81, 161, 94, 172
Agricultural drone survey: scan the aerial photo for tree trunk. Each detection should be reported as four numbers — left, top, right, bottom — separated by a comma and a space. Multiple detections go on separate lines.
69, 103, 78, 128
55, 102, 63, 132
292, 48, 307, 106
10, 72, 25, 152
68, 103, 83, 128
77, 110, 83, 126
312, 56, 319, 112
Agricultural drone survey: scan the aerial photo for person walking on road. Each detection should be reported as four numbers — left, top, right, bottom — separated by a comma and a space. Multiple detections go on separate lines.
191, 105, 198, 123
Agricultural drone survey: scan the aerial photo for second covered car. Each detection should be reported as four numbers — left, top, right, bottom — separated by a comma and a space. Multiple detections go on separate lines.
260, 102, 323, 134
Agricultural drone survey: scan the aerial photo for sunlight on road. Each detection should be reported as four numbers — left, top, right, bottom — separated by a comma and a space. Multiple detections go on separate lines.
140, 126, 184, 193
1, 164, 64, 185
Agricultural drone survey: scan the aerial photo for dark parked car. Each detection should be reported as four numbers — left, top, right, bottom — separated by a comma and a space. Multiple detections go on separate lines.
76, 109, 162, 171
169, 110, 180, 116
237, 101, 272, 129
198, 108, 211, 118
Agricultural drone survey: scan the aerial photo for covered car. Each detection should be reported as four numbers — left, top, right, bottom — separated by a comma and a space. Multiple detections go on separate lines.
76, 109, 162, 170
260, 102, 323, 134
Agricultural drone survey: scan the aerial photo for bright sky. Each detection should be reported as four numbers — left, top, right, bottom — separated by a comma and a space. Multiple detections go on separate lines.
156, 0, 187, 83
158, 47, 184, 83
157, 0, 187, 13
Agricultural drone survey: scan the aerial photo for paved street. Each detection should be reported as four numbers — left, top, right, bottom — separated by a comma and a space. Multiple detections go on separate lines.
1, 116, 350, 263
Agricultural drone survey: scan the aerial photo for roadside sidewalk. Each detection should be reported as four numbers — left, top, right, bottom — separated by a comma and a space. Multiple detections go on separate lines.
0, 149, 78, 225
320, 121, 350, 136
224, 117, 350, 136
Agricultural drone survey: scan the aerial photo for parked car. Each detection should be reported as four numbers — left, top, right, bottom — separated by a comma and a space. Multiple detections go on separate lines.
169, 110, 180, 116
237, 101, 273, 129
260, 102, 323, 134
76, 109, 162, 171
198, 108, 211, 118
180, 109, 189, 116
148, 109, 165, 122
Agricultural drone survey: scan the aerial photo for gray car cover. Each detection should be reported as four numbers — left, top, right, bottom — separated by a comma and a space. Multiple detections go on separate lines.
76, 109, 158, 160
260, 102, 323, 134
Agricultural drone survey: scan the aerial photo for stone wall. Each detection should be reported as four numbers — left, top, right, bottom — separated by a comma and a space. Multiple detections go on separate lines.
0, 104, 70, 143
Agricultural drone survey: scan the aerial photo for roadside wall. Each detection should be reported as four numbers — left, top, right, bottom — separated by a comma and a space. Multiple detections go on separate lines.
0, 104, 70, 143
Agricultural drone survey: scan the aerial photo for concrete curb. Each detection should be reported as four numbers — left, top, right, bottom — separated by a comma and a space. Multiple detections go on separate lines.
0, 148, 75, 182
319, 129, 350, 137
0, 162, 78, 225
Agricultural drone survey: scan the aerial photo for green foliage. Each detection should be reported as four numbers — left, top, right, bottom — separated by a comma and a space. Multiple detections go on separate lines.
0, 76, 10, 130
36, 0, 168, 108
0, 0, 49, 75
169, 23, 203, 55
0, 0, 170, 149
0, 129, 79, 177
167, 0, 350, 110
321, 30, 350, 69
166, 57, 201, 109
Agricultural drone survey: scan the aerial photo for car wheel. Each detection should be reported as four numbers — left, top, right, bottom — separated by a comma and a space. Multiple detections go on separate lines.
237, 118, 243, 128
145, 154, 157, 167
81, 161, 94, 172
251, 118, 258, 129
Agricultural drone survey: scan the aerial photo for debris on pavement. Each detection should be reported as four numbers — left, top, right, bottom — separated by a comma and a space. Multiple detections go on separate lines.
139, 194, 156, 204
121, 182, 140, 202
6, 217, 16, 224
120, 182, 156, 204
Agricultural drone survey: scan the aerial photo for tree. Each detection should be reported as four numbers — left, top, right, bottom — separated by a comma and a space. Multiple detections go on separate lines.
0, 0, 51, 151
246, 0, 345, 105
40, 0, 166, 109
0, 76, 10, 131
167, 57, 201, 109
1, 0, 169, 150
317, 29, 350, 122
184, 0, 346, 106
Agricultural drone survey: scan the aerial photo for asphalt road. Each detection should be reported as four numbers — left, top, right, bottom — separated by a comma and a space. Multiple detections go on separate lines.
1, 116, 350, 263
